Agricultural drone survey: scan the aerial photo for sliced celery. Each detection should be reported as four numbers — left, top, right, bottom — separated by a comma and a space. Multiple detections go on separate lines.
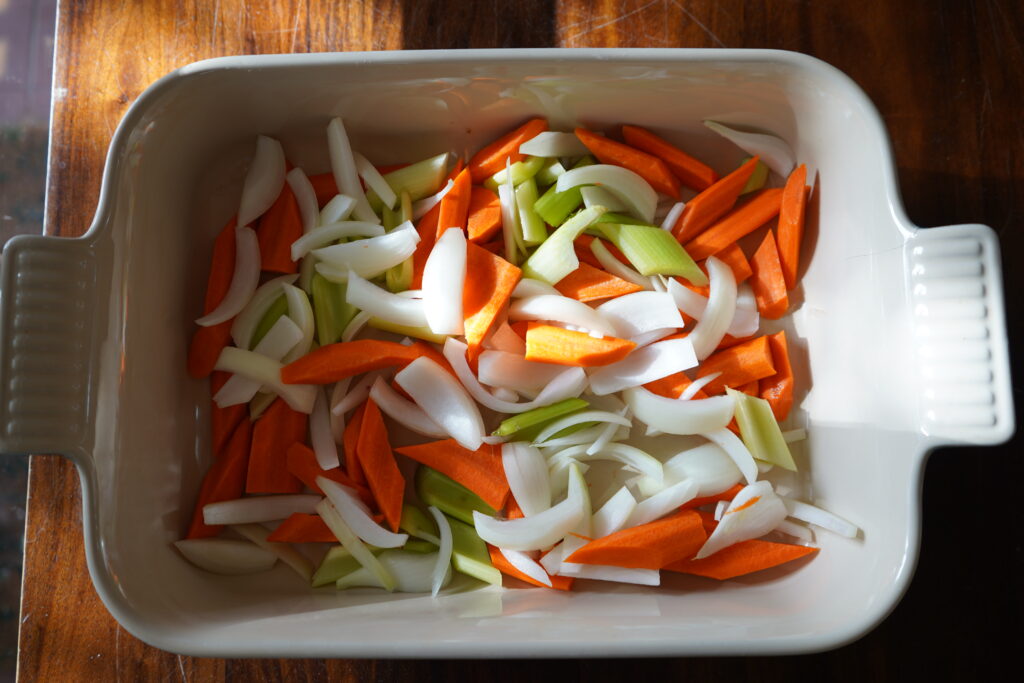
484, 156, 545, 191
415, 466, 496, 525
399, 190, 413, 224
449, 516, 502, 586
740, 157, 769, 195
534, 183, 583, 227
572, 155, 596, 169
597, 223, 707, 284
248, 391, 276, 420
312, 545, 373, 588
250, 294, 289, 348
493, 397, 588, 440
368, 317, 446, 343
311, 273, 357, 346
403, 539, 439, 554
400, 504, 440, 543
594, 212, 657, 227
535, 159, 567, 188
298, 253, 317, 294
522, 205, 607, 285
367, 152, 449, 210
385, 257, 414, 293
515, 177, 548, 245
382, 202, 400, 232
728, 388, 797, 471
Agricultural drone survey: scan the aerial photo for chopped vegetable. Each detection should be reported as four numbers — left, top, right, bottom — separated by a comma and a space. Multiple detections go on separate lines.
672, 156, 761, 243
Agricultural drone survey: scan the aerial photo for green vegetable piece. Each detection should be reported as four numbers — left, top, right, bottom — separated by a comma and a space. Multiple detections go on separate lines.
522, 205, 607, 285
382, 202, 400, 232
385, 257, 413, 293
249, 294, 289, 348
535, 158, 567, 188
493, 398, 589, 440
403, 539, 439, 554
298, 254, 317, 294
248, 391, 277, 421
448, 516, 502, 586
484, 155, 546, 191
728, 388, 797, 471
415, 466, 496, 525
572, 155, 596, 169
312, 545, 367, 588
515, 177, 548, 245
740, 157, 769, 195
367, 317, 446, 343
594, 212, 657, 227
399, 190, 413, 224
534, 182, 584, 227
400, 504, 440, 543
367, 152, 449, 210
597, 223, 707, 285
311, 273, 358, 346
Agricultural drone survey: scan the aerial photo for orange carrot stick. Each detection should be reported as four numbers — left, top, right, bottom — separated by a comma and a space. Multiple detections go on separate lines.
308, 173, 338, 208
265, 513, 338, 543
342, 401, 367, 486
684, 188, 784, 261
712, 242, 752, 283
467, 186, 503, 244
488, 545, 574, 590
777, 164, 809, 290
411, 200, 441, 289
210, 371, 247, 456
504, 497, 525, 520
256, 180, 302, 274
564, 509, 706, 570
246, 398, 307, 494
759, 330, 794, 421
395, 439, 510, 511
285, 442, 374, 506
574, 128, 681, 199
435, 168, 472, 240
696, 335, 776, 394
281, 339, 436, 385
463, 243, 522, 362
664, 539, 819, 580
468, 118, 548, 183
187, 218, 237, 379
357, 399, 405, 532
672, 156, 761, 243
554, 262, 644, 302
621, 124, 718, 192
749, 229, 789, 319
186, 417, 252, 538
643, 371, 708, 400
524, 323, 636, 367
681, 483, 744, 510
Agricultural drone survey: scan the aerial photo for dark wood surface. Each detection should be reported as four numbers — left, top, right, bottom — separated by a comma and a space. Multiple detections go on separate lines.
19, 1, 1022, 680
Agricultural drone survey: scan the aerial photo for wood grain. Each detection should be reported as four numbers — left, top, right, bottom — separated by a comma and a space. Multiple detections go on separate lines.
20, 0, 1023, 680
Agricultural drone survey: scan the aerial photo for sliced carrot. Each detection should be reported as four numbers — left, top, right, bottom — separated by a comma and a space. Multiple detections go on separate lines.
681, 483, 744, 510
246, 398, 307, 494
665, 539, 819, 580
308, 173, 338, 208
281, 339, 437, 385
749, 229, 789, 319
209, 371, 247, 457
266, 513, 338, 543
554, 262, 643, 303
737, 380, 761, 396
187, 218, 237, 379
467, 186, 503, 243
760, 330, 794, 421
357, 399, 405, 532
285, 441, 374, 506
620, 124, 718, 192
342, 401, 367, 486
565, 509, 706, 570
575, 128, 681, 199
468, 118, 548, 183
395, 439, 510, 511
478, 238, 505, 255
711, 242, 752, 283
684, 187, 784, 261
643, 371, 708, 400
186, 417, 251, 538
509, 320, 529, 341
696, 335, 776, 394
672, 156, 761, 243
777, 164, 809, 290
504, 497, 525, 520
435, 168, 472, 240
525, 323, 636, 367
463, 243, 522, 362
256, 180, 302, 274
410, 200, 440, 289
488, 544, 574, 590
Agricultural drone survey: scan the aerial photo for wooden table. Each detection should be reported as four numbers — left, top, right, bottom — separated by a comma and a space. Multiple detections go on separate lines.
18, 1, 1022, 680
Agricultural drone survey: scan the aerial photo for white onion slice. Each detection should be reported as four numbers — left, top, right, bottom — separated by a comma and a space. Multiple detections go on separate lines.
195, 226, 262, 327
491, 387, 520, 402
591, 486, 637, 538
587, 406, 630, 455
353, 151, 397, 210
411, 178, 454, 220
781, 497, 860, 538
313, 223, 419, 279
500, 549, 553, 587
775, 519, 815, 542
502, 442, 551, 517
237, 135, 286, 228
346, 269, 427, 327
588, 337, 697, 395
580, 185, 629, 213
443, 339, 587, 415
230, 523, 314, 581
319, 194, 357, 226
369, 376, 447, 438
701, 428, 758, 485
704, 120, 796, 177
329, 378, 351, 443
556, 563, 660, 586
318, 477, 408, 548
556, 164, 657, 224
203, 494, 321, 526
229, 274, 299, 348
498, 178, 520, 265
663, 442, 742, 497
688, 255, 736, 360
533, 410, 632, 445
316, 499, 395, 591
174, 538, 277, 575
590, 238, 651, 290
519, 131, 589, 158
596, 292, 684, 340
512, 278, 561, 298
427, 506, 454, 597
714, 499, 729, 521
484, 322, 527, 355
290, 221, 387, 261
214, 347, 317, 413
624, 479, 698, 528
679, 371, 720, 400
286, 167, 320, 234
423, 228, 467, 335
327, 118, 378, 223
783, 428, 808, 443
395, 356, 485, 450
539, 544, 565, 576
341, 310, 372, 343
549, 443, 663, 489
309, 388, 341, 470
336, 549, 449, 593
281, 284, 315, 364
478, 350, 566, 394
668, 276, 757, 340
659, 201, 686, 232
696, 481, 788, 559
624, 386, 734, 435
536, 425, 608, 452
330, 370, 380, 417
510, 295, 616, 338
214, 315, 303, 408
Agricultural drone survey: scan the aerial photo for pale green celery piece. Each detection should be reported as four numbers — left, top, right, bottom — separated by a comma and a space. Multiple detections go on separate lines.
448, 516, 502, 586
515, 177, 548, 245
248, 391, 276, 420
403, 539, 439, 554
399, 190, 413, 224
312, 545, 369, 588
740, 157, 769, 194
298, 254, 317, 294
249, 294, 288, 348
572, 155, 596, 169
367, 152, 449, 210
535, 159, 567, 188
484, 156, 545, 191
368, 317, 446, 343
311, 273, 357, 346
416, 466, 496, 525
522, 205, 607, 285
728, 388, 797, 471
400, 504, 439, 542
593, 212, 657, 228
493, 397, 588, 439
382, 202, 400, 232
385, 257, 413, 293
534, 182, 583, 227
597, 223, 708, 285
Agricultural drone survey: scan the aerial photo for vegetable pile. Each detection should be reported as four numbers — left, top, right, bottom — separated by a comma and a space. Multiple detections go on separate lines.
178, 116, 859, 593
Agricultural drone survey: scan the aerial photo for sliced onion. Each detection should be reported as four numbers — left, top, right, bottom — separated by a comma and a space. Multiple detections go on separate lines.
510, 295, 616, 337
687, 256, 736, 360
588, 337, 697, 395
519, 131, 590, 158
286, 167, 320, 234
704, 120, 795, 177
500, 549, 552, 587
422, 228, 467, 335
346, 269, 427, 327
318, 477, 408, 548
316, 499, 395, 591
590, 238, 651, 289
329, 378, 351, 443
214, 346, 317, 413
498, 177, 520, 265
213, 315, 303, 407
680, 371, 720, 400
783, 428, 807, 443
662, 442, 742, 497
203, 494, 321, 525
229, 274, 299, 348
587, 406, 630, 455
556, 164, 657, 224
478, 350, 568, 394
330, 370, 381, 417
536, 425, 608, 451
534, 410, 632, 445
668, 276, 756, 340
775, 519, 815, 542
237, 135, 286, 228
624, 386, 734, 435
556, 563, 660, 585
174, 538, 277, 575
491, 387, 520, 402
230, 523, 314, 581
580, 185, 629, 213
290, 221, 387, 261
427, 506, 454, 596
353, 151, 397, 210
539, 544, 565, 575
624, 479, 698, 528
596, 291, 684, 340
502, 442, 551, 517
326, 117, 378, 223
369, 376, 447, 438
696, 481, 788, 558
659, 201, 686, 232
336, 549, 449, 593
591, 486, 637, 538
319, 194, 357, 226
195, 226, 261, 327
781, 497, 860, 538
341, 310, 372, 343
309, 388, 341, 470
714, 499, 729, 521
701, 428, 758, 485
549, 443, 663, 489
394, 356, 485, 450
411, 178, 453, 220
512, 278, 561, 298
313, 223, 419, 279
281, 284, 315, 364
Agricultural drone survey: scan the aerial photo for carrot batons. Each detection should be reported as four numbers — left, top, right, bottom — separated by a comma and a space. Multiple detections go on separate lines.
308, 173, 338, 208
435, 168, 472, 240
524, 323, 636, 367
488, 545, 574, 590
468, 118, 548, 182
621, 124, 718, 192
565, 509, 706, 570
777, 164, 809, 290
554, 262, 644, 303
281, 339, 434, 385
463, 243, 522, 361
713, 242, 752, 284
395, 439, 510, 511
466, 186, 503, 243
665, 539, 818, 580
749, 229, 789, 319
209, 371, 247, 456
760, 331, 794, 421
672, 156, 761, 243
187, 218, 237, 379
285, 442, 374, 506
684, 187, 783, 261
356, 399, 405, 532
266, 513, 338, 543
643, 371, 708, 400
186, 417, 252, 539
696, 335, 776, 395
256, 180, 302, 274
342, 402, 368, 486
575, 127, 681, 199
246, 398, 307, 494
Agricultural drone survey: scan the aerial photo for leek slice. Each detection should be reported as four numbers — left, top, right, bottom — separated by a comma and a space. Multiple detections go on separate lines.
740, 157, 769, 194
448, 515, 502, 586
250, 294, 289, 348
312, 545, 372, 587
400, 504, 441, 545
515, 177, 548, 245
311, 273, 356, 346
484, 155, 545, 191
415, 466, 497, 525
174, 538, 277, 576
404, 539, 440, 554
366, 317, 446, 344
535, 158, 567, 187
492, 397, 589, 440
728, 388, 797, 471
521, 205, 606, 285
316, 498, 396, 591
597, 223, 705, 282
534, 183, 583, 227
555, 164, 657, 224
335, 549, 449, 592
366, 152, 449, 210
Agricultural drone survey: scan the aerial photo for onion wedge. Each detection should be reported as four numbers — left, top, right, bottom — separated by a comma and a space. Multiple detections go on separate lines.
318, 477, 408, 548
510, 295, 617, 337
556, 164, 657, 224
195, 226, 261, 327
624, 386, 734, 435
369, 376, 447, 438
501, 442, 551, 517
696, 481, 788, 559
202, 494, 321, 526
214, 346, 317, 413
345, 269, 427, 328
588, 337, 698, 395
422, 228, 467, 335
427, 506, 454, 597
174, 538, 277, 576
394, 356, 485, 450
596, 291, 684, 340
326, 117, 378, 223
231, 523, 314, 582
704, 120, 795, 177
237, 135, 286, 228
286, 167, 320, 234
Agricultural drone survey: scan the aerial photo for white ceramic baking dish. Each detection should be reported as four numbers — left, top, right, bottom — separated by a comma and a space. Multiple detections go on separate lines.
0, 49, 1013, 658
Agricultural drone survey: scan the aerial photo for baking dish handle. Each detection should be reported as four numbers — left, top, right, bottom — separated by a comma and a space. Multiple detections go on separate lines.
906, 223, 1014, 447
0, 234, 98, 460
